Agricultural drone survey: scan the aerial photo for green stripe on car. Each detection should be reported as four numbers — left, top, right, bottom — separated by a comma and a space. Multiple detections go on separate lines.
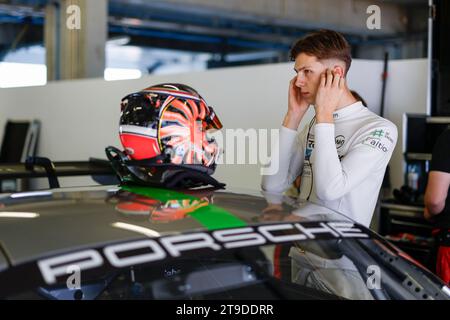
121, 186, 247, 230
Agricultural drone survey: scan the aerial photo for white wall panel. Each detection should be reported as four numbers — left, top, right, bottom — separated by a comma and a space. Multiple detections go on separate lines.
0, 59, 427, 193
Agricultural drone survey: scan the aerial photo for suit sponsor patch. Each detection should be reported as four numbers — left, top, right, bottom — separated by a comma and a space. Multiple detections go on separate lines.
362, 129, 393, 153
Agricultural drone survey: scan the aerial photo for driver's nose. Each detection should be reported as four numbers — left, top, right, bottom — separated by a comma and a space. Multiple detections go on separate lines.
295, 72, 306, 88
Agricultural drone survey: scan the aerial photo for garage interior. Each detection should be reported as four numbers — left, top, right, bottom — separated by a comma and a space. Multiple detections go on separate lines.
0, 0, 449, 287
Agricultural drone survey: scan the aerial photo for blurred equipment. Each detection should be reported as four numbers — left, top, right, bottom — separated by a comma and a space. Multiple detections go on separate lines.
0, 157, 117, 191
430, 0, 450, 116
380, 52, 391, 198
0, 120, 40, 192
402, 114, 450, 196
380, 113, 450, 271
379, 203, 435, 271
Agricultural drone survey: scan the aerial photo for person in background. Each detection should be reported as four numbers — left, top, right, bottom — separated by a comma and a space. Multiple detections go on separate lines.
424, 127, 450, 284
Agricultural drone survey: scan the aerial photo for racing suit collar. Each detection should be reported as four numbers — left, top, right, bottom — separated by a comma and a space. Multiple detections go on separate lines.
332, 101, 365, 121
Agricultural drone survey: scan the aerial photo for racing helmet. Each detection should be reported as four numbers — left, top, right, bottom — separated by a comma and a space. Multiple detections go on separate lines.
106, 83, 225, 189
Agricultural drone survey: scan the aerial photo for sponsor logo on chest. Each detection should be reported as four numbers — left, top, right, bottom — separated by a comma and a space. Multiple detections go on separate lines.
304, 135, 346, 161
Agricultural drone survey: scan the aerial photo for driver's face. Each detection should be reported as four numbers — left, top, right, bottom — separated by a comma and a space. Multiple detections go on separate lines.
293, 53, 327, 104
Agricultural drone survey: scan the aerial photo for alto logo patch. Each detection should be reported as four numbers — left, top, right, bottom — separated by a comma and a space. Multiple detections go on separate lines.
362, 129, 392, 153
371, 129, 385, 138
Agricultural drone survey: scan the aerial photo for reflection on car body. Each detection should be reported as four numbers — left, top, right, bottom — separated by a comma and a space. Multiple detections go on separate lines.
0, 185, 449, 300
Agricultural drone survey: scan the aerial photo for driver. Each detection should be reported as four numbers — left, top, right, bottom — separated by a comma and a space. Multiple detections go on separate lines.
261, 29, 397, 227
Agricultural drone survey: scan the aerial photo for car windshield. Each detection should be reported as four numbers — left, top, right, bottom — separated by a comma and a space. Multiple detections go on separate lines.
8, 236, 448, 300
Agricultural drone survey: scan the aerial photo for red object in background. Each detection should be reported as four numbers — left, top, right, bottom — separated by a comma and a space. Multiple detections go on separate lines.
436, 246, 450, 285
273, 245, 283, 279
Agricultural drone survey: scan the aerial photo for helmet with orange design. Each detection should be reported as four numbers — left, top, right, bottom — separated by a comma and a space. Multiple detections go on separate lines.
106, 83, 225, 189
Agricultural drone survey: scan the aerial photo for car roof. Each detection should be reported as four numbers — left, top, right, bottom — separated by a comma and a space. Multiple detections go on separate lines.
0, 184, 356, 267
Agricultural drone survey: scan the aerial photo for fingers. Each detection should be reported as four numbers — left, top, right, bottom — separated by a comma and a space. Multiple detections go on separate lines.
289, 77, 297, 93
289, 76, 302, 103
290, 77, 299, 89
332, 72, 341, 87
331, 70, 346, 88
322, 69, 346, 89
326, 69, 333, 87
339, 76, 345, 89
289, 77, 296, 90
320, 72, 326, 87
322, 69, 338, 87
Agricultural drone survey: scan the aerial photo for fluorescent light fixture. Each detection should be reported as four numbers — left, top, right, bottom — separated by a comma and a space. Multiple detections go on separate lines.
104, 68, 142, 81
107, 36, 131, 46
112, 222, 160, 238
10, 191, 53, 199
0, 62, 47, 88
0, 212, 39, 218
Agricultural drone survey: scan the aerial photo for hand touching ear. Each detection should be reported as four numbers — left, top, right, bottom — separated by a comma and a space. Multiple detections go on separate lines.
288, 76, 310, 115
283, 76, 311, 129
333, 66, 344, 77
314, 69, 345, 123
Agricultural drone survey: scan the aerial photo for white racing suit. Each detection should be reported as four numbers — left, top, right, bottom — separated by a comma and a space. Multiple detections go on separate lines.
262, 101, 398, 227
288, 246, 374, 300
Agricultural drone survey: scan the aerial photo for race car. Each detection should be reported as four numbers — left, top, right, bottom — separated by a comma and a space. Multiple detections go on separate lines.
1, 83, 448, 300
0, 184, 449, 300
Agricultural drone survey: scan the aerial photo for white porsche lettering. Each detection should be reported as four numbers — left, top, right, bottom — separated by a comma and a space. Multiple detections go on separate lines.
327, 222, 369, 238
160, 233, 221, 257
38, 250, 103, 285
257, 224, 307, 242
294, 222, 339, 239
37, 222, 372, 285
103, 239, 166, 268
212, 227, 266, 249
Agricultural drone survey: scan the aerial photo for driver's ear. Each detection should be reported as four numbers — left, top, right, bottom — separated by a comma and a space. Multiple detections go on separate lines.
333, 66, 344, 77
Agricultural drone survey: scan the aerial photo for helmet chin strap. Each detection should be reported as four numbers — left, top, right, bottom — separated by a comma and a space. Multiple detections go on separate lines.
163, 170, 226, 189
105, 146, 225, 189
